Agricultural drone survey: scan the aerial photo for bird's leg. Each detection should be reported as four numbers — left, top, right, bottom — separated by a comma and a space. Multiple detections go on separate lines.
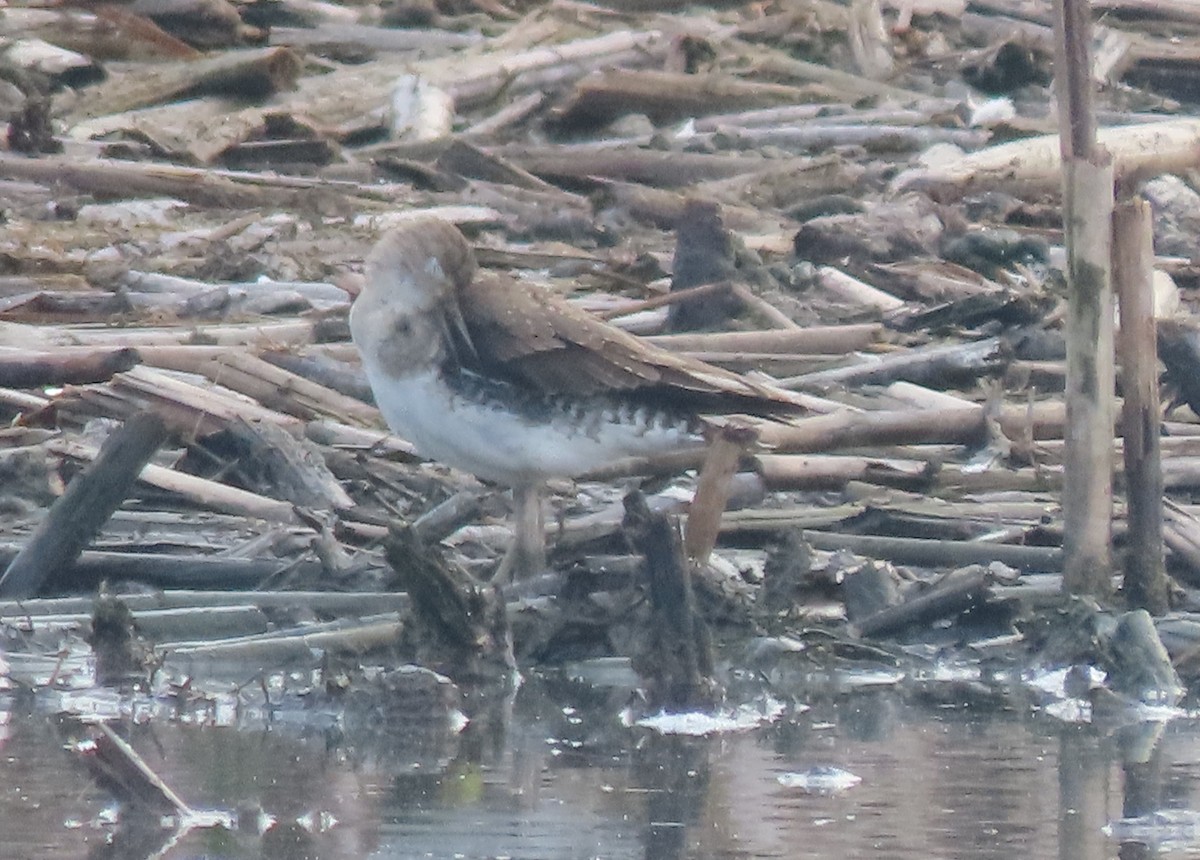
494, 482, 546, 583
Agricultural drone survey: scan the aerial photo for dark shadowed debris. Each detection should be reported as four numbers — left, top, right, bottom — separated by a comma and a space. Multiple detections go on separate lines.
851, 564, 996, 639
7, 96, 62, 154
384, 522, 515, 685
1103, 609, 1182, 705
668, 199, 742, 331
1158, 319, 1200, 416
90, 590, 150, 685
623, 490, 718, 711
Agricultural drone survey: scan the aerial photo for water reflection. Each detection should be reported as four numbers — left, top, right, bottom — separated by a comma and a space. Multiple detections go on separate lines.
5, 674, 1200, 859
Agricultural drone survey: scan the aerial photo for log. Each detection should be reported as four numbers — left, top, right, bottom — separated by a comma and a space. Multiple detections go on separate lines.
0, 544, 303, 590
0, 346, 139, 387
800, 530, 1063, 571
757, 405, 988, 453
646, 324, 882, 355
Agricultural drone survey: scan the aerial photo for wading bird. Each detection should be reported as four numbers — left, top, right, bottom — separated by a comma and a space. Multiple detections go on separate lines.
350, 218, 804, 581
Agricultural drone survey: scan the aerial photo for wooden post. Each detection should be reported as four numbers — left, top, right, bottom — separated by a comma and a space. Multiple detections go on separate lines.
1055, 0, 1116, 596
1114, 199, 1168, 614
1061, 155, 1115, 597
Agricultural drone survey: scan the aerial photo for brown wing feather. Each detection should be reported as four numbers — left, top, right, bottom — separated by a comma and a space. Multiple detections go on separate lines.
457, 269, 805, 414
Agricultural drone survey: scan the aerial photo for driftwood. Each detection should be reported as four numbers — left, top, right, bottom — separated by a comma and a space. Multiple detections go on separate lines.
1115, 198, 1168, 613
0, 347, 139, 387
554, 69, 815, 127
383, 523, 514, 684
62, 45, 302, 124
0, 589, 407, 618
162, 614, 405, 670
896, 119, 1200, 197
781, 337, 1009, 391
852, 564, 996, 638
623, 491, 717, 711
47, 436, 299, 522
0, 412, 169, 598
801, 530, 1063, 572
80, 724, 193, 815
684, 424, 758, 564
0, 545, 304, 590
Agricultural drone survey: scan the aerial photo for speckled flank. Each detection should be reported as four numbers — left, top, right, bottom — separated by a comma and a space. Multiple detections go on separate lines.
361, 358, 704, 485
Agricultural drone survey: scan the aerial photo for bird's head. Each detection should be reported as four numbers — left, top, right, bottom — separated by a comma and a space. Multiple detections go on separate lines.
359, 217, 476, 312
350, 218, 479, 379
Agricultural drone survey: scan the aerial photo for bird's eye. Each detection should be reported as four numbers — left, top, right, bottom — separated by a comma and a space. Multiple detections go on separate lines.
394, 319, 413, 337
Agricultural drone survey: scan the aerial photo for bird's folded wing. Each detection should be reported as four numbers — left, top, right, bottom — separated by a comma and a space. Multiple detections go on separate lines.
460, 271, 807, 413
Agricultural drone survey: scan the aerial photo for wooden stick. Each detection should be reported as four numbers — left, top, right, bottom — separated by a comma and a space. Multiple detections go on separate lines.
756, 453, 932, 490
780, 337, 1005, 390
0, 544, 298, 590
684, 424, 757, 564
84, 724, 193, 815
758, 405, 988, 452
801, 530, 1062, 571
728, 283, 801, 330
817, 266, 906, 312
0, 347, 139, 387
645, 324, 882, 355
0, 590, 408, 618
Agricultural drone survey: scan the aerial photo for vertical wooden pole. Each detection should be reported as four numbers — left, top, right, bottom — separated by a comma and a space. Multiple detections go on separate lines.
1054, 0, 1097, 160
1061, 157, 1115, 597
1055, 0, 1116, 596
1115, 199, 1168, 614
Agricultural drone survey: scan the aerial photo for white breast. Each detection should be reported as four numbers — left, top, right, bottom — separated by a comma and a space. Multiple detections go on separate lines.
363, 364, 702, 486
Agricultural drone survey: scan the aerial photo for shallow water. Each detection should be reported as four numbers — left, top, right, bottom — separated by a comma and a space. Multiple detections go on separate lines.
4, 672, 1200, 860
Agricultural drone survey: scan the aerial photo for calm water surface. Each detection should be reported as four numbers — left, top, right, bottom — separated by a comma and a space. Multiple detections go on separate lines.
4, 672, 1200, 860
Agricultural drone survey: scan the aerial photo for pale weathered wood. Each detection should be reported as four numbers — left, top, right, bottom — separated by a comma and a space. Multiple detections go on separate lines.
553, 69, 816, 127
47, 436, 299, 522
757, 405, 986, 452
801, 530, 1062, 571
646, 324, 882, 355
896, 118, 1200, 196
684, 425, 757, 564
1052, 0, 1112, 600
62, 46, 301, 124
